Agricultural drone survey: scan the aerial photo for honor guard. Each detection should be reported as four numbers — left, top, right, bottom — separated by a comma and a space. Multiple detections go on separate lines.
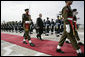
65, 9, 84, 45
55, 16, 61, 37
22, 9, 35, 47
56, 1, 84, 56
45, 17, 50, 36
50, 19, 55, 34
30, 20, 34, 34
43, 19, 46, 34
60, 18, 64, 35
15, 21, 18, 33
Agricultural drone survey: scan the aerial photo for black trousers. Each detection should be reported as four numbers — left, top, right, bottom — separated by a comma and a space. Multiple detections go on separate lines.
37, 28, 43, 38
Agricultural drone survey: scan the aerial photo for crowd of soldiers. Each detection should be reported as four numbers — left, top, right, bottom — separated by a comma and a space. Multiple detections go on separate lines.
1, 21, 23, 33
1, 16, 64, 37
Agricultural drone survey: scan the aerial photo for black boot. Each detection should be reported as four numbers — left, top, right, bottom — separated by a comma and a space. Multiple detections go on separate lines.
30, 43, 35, 47
77, 53, 84, 56
40, 37, 43, 40
23, 41, 28, 44
56, 49, 64, 53
65, 41, 70, 44
36, 35, 40, 39
56, 35, 59, 37
78, 42, 84, 45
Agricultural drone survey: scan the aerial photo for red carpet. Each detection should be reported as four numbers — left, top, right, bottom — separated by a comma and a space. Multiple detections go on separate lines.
1, 33, 84, 56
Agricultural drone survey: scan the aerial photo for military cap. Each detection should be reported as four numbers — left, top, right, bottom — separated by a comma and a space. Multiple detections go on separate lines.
65, 1, 73, 3
47, 17, 49, 19
25, 9, 29, 11
73, 9, 77, 12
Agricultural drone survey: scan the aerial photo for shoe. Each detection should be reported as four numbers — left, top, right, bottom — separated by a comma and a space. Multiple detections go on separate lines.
65, 41, 70, 44
40, 38, 43, 41
36, 35, 40, 39
56, 35, 59, 37
51, 33, 53, 35
78, 42, 84, 45
56, 49, 64, 53
60, 33, 62, 35
77, 53, 84, 56
23, 41, 28, 44
45, 34, 49, 36
30, 43, 35, 47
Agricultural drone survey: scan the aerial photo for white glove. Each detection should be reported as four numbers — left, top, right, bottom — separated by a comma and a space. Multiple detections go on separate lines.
66, 24, 70, 33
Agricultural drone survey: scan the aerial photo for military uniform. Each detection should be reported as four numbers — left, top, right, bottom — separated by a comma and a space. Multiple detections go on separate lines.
15, 21, 18, 33
50, 19, 55, 34
18, 21, 22, 33
43, 19, 46, 34
22, 13, 31, 40
57, 5, 80, 51
73, 13, 80, 41
45, 17, 50, 36
30, 21, 34, 34
60, 19, 64, 35
55, 17, 61, 37
65, 9, 83, 45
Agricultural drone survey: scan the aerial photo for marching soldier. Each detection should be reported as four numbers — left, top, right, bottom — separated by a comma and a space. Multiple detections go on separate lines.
22, 8, 35, 47
56, 1, 84, 56
55, 16, 61, 37
50, 19, 55, 34
65, 9, 84, 45
45, 17, 50, 36
36, 13, 43, 40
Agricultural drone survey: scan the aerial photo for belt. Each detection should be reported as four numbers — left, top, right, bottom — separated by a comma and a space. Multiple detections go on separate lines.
25, 21, 31, 23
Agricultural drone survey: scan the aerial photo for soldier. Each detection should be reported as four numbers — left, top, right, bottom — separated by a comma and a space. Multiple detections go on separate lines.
65, 9, 84, 45
15, 21, 18, 33
60, 18, 64, 35
56, 1, 84, 56
50, 19, 55, 34
43, 19, 46, 34
55, 16, 61, 37
11, 21, 14, 32
22, 9, 35, 47
18, 21, 22, 33
45, 17, 50, 36
30, 20, 34, 34
36, 13, 43, 40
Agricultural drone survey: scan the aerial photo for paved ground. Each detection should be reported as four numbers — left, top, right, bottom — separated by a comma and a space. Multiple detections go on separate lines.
1, 28, 84, 56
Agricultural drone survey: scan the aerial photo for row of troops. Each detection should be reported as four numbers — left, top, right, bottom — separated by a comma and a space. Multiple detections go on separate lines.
1, 21, 23, 33
1, 16, 64, 37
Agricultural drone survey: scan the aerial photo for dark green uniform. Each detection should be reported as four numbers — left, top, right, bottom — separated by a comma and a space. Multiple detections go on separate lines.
73, 15, 80, 41
58, 6, 80, 50
22, 14, 31, 40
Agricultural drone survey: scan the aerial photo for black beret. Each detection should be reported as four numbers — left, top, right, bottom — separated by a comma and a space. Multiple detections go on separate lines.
47, 17, 49, 19
65, 1, 73, 3
25, 9, 29, 11
73, 9, 77, 12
